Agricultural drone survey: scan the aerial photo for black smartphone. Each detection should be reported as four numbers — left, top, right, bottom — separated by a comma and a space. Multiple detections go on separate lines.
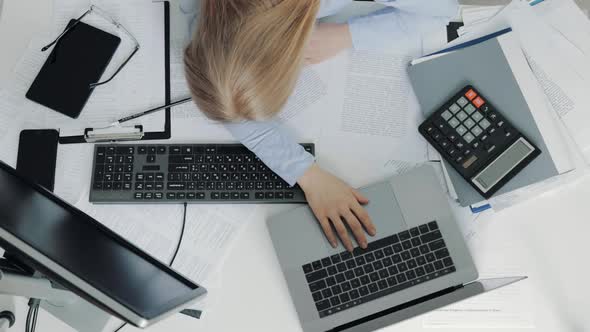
16, 129, 59, 192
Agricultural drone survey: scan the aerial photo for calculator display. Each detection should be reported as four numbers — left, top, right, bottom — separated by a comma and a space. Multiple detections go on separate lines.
472, 138, 535, 192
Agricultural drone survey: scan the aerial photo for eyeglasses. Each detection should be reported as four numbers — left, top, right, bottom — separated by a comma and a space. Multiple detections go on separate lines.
41, 5, 140, 89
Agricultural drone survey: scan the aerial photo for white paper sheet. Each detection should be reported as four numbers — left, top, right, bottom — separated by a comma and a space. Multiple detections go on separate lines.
318, 50, 428, 187
171, 205, 261, 287
423, 223, 535, 329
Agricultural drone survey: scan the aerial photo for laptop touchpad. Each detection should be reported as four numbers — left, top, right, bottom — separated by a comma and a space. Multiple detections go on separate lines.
359, 181, 407, 241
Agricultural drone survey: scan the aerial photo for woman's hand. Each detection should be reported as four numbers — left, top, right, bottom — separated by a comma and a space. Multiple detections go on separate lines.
304, 23, 353, 65
298, 164, 376, 252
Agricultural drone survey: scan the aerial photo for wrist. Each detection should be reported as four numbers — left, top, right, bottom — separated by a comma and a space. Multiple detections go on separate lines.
297, 163, 320, 191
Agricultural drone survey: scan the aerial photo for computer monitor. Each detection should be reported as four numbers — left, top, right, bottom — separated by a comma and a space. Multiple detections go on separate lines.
0, 160, 206, 328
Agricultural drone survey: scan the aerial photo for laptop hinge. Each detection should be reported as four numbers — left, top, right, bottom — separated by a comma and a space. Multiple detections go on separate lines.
326, 284, 463, 332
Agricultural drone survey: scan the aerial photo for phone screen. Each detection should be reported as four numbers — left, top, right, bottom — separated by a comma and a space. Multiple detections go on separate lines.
16, 130, 59, 191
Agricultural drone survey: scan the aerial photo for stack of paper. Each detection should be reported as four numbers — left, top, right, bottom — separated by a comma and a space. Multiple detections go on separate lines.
426, 0, 590, 211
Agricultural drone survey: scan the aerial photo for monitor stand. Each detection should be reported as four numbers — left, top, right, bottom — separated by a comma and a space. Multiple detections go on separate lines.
0, 257, 112, 332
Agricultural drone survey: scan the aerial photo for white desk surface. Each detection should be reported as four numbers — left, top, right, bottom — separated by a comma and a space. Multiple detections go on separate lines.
2, 1, 590, 332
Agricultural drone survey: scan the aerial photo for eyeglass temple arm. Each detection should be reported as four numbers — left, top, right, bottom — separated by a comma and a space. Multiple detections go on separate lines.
41, 9, 92, 52
89, 46, 140, 88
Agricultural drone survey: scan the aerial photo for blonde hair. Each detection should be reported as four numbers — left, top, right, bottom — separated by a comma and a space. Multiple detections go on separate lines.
184, 0, 320, 122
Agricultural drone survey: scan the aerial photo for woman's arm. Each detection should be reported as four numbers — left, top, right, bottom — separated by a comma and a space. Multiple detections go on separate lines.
224, 120, 314, 187
305, 0, 459, 63
225, 120, 375, 251
348, 0, 459, 51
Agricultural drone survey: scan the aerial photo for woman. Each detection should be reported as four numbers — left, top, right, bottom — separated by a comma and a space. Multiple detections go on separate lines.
184, 0, 458, 252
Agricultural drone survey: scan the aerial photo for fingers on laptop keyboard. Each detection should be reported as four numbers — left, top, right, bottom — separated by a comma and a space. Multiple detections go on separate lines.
319, 217, 338, 248
342, 210, 367, 249
351, 201, 375, 236
331, 215, 354, 252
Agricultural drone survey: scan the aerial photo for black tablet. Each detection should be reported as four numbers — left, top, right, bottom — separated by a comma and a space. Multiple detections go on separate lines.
26, 20, 121, 118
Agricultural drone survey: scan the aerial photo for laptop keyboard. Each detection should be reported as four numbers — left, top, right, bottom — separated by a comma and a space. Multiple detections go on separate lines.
301, 221, 456, 318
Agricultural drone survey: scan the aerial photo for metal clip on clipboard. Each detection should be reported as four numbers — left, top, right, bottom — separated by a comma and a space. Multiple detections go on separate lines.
83, 125, 144, 143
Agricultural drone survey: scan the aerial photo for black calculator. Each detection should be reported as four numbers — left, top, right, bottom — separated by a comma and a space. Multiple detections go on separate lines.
419, 85, 541, 199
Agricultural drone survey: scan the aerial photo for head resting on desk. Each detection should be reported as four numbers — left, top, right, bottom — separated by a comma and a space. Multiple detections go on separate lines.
184, 0, 320, 122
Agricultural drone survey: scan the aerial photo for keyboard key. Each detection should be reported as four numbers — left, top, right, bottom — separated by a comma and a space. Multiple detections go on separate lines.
360, 276, 370, 285
421, 230, 442, 243
402, 240, 411, 250
415, 267, 425, 277
350, 278, 361, 289
378, 279, 388, 290
326, 276, 336, 286
309, 280, 327, 292
316, 300, 331, 312
355, 256, 366, 265
401, 251, 411, 261
339, 293, 350, 303
368, 283, 379, 294
349, 289, 360, 299
354, 267, 364, 277
359, 286, 369, 296
373, 261, 383, 270
331, 254, 342, 264
322, 288, 333, 299
398, 262, 408, 272
434, 260, 444, 270
312, 292, 322, 302
383, 257, 392, 267
396, 274, 407, 284
457, 96, 469, 107
346, 260, 356, 269
335, 273, 345, 283
331, 285, 342, 295
306, 269, 327, 283
330, 296, 341, 307
341, 282, 351, 292
387, 265, 398, 275
426, 253, 436, 262
387, 277, 397, 287
425, 264, 434, 274
312, 261, 322, 270
443, 257, 454, 267
449, 103, 461, 114
327, 266, 337, 276
345, 270, 355, 280
369, 272, 379, 282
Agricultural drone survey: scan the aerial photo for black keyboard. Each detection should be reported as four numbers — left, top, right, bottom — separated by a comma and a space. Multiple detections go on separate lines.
301, 221, 456, 318
89, 143, 314, 203
419, 85, 540, 198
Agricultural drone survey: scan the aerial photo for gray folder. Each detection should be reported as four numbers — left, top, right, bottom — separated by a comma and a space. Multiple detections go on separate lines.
408, 37, 558, 206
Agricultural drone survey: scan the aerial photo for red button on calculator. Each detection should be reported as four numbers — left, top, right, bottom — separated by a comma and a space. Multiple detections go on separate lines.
465, 89, 477, 100
473, 97, 485, 108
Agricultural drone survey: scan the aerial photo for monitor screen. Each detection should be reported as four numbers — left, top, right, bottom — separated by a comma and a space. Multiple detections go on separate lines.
0, 161, 203, 326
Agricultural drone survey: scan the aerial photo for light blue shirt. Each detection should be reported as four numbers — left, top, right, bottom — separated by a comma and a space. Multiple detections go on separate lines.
188, 0, 459, 186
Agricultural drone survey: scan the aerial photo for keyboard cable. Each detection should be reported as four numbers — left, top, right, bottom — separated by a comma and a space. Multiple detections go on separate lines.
113, 202, 189, 332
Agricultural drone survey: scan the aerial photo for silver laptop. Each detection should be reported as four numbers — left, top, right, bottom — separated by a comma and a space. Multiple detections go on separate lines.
267, 165, 525, 332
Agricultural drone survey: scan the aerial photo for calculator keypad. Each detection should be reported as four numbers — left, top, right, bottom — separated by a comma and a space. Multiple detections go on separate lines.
420, 86, 519, 176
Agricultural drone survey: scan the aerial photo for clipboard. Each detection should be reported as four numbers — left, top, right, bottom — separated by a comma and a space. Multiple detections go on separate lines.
59, 1, 172, 144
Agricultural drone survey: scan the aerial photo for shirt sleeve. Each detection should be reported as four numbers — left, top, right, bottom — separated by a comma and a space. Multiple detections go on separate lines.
348, 0, 459, 51
224, 120, 315, 187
